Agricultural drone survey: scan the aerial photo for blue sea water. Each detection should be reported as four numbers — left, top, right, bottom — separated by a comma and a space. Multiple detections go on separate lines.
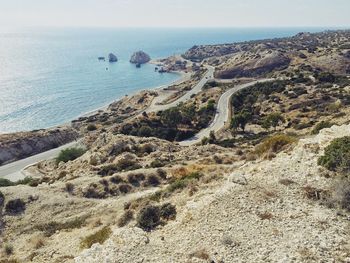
0, 27, 329, 133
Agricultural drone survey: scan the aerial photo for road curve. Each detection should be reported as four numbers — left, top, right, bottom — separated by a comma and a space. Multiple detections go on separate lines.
179, 79, 272, 146
146, 66, 215, 113
0, 140, 81, 181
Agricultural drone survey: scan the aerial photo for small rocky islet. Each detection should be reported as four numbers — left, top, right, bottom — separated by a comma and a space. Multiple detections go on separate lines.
99, 51, 151, 67
130, 51, 151, 65
108, 53, 118, 63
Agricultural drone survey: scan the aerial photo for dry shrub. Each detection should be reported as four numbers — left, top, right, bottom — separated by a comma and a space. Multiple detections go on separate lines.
279, 178, 296, 186
159, 203, 176, 220
262, 189, 277, 199
143, 174, 161, 187
245, 153, 258, 161
117, 210, 134, 227
156, 168, 167, 179
258, 212, 273, 220
127, 173, 145, 186
255, 134, 297, 158
326, 179, 350, 211
213, 155, 223, 164
34, 238, 45, 249
189, 249, 210, 260
118, 184, 132, 194
188, 181, 198, 196
36, 217, 87, 237
64, 183, 74, 194
4, 244, 13, 255
136, 205, 160, 231
171, 167, 189, 179
109, 175, 124, 184
80, 226, 112, 249
303, 186, 326, 200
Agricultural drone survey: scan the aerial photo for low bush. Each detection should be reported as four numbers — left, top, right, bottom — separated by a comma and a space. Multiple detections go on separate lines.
65, 183, 75, 194
80, 226, 112, 249
4, 244, 13, 255
150, 159, 167, 168
0, 191, 4, 207
160, 203, 176, 220
255, 134, 297, 156
166, 172, 203, 193
83, 184, 107, 199
36, 217, 86, 237
118, 184, 132, 194
5, 198, 26, 215
318, 136, 350, 173
56, 147, 86, 164
139, 143, 155, 154
109, 175, 124, 184
116, 158, 142, 171
303, 186, 325, 200
117, 210, 134, 227
0, 178, 13, 187
156, 169, 167, 179
127, 173, 145, 187
98, 159, 142, 176
311, 121, 333, 135
136, 205, 160, 231
144, 174, 161, 187
87, 124, 97, 131
0, 177, 38, 188
328, 179, 350, 211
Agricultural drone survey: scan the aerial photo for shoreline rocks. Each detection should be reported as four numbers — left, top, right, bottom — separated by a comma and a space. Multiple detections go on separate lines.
130, 51, 151, 64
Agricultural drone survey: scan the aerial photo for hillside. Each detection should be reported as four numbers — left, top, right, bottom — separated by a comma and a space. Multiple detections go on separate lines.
0, 30, 350, 263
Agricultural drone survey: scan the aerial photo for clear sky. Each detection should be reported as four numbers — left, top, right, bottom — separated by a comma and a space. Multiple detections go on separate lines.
0, 0, 349, 28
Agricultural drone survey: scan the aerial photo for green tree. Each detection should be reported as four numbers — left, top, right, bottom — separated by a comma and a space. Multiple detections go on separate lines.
231, 111, 252, 132
261, 113, 285, 131
181, 104, 196, 122
160, 107, 182, 129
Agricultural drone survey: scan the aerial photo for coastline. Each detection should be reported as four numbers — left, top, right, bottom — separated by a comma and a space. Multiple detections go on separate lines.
78, 69, 189, 120
0, 68, 188, 136
0, 66, 190, 172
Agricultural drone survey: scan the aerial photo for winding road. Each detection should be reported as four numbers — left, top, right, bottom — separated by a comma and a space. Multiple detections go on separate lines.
146, 66, 215, 113
0, 64, 270, 180
179, 79, 272, 146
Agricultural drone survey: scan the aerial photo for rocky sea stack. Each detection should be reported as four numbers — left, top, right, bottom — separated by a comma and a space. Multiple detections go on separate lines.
108, 53, 118, 63
130, 51, 151, 64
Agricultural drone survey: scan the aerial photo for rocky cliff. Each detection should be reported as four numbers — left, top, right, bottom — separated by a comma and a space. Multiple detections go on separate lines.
215, 51, 291, 78
0, 127, 79, 165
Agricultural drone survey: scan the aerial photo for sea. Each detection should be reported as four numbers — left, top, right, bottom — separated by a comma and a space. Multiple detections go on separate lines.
0, 27, 330, 133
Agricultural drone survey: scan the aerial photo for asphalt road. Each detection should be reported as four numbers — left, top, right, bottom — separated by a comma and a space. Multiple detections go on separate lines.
0, 141, 80, 181
179, 79, 272, 146
146, 66, 215, 113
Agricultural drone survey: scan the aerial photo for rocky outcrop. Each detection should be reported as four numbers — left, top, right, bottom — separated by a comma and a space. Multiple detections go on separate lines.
130, 51, 151, 64
0, 128, 79, 165
108, 53, 118, 63
215, 51, 291, 79
183, 44, 240, 62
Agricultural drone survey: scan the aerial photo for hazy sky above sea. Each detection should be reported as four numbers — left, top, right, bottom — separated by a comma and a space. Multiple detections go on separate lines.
0, 0, 349, 28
